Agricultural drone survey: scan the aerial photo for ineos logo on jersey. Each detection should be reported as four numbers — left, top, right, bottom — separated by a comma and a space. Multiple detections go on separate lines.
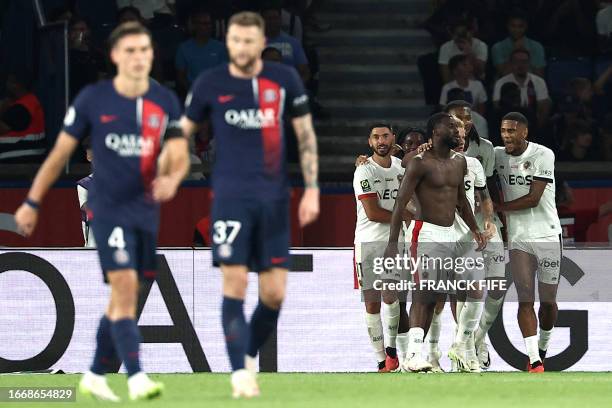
105, 133, 154, 157
503, 174, 533, 186
224, 108, 276, 129
377, 189, 398, 200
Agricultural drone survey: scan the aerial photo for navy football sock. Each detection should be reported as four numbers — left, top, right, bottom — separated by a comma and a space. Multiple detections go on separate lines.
110, 318, 142, 377
222, 297, 248, 371
247, 301, 280, 358
90, 315, 116, 375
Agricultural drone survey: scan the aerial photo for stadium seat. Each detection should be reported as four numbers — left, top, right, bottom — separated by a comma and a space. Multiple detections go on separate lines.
75, 0, 118, 26
546, 57, 593, 97
151, 25, 187, 83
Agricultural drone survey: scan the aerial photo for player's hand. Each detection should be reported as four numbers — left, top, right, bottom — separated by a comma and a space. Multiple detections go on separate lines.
472, 230, 487, 251
389, 144, 403, 157
354, 155, 368, 167
483, 220, 497, 240
152, 176, 180, 203
14, 204, 39, 237
416, 141, 432, 154
383, 242, 399, 262
298, 187, 320, 227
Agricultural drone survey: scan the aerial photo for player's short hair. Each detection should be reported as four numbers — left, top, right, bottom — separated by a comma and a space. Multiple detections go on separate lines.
262, 46, 282, 58
444, 100, 472, 113
448, 54, 469, 73
398, 127, 426, 144
108, 21, 152, 49
228, 11, 265, 32
503, 112, 529, 127
368, 123, 394, 136
426, 113, 452, 137
510, 48, 530, 60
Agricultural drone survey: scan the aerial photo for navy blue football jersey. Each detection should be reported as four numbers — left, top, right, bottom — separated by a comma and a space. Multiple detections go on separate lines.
63, 80, 182, 231
184, 62, 310, 200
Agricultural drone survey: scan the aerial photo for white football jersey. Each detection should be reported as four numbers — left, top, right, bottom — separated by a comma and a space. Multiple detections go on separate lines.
353, 156, 404, 243
466, 136, 495, 178
494, 142, 561, 240
464, 155, 487, 212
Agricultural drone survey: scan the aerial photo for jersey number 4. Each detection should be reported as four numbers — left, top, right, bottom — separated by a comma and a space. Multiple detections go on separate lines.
213, 220, 242, 245
108, 227, 126, 249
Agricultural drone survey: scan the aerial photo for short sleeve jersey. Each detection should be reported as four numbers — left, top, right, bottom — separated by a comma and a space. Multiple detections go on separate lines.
184, 62, 310, 200
62, 80, 182, 231
494, 142, 562, 240
353, 156, 404, 244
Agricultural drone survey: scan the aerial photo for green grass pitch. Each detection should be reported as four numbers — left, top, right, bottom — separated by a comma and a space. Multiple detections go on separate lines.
1, 372, 611, 408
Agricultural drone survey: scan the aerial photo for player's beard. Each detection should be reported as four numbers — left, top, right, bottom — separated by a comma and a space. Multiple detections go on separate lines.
371, 144, 390, 158
230, 54, 258, 74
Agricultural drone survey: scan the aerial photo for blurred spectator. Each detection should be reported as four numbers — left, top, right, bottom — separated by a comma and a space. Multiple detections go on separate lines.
439, 54, 487, 114
597, 0, 612, 53
545, 0, 598, 57
68, 16, 106, 101
493, 49, 551, 129
262, 7, 310, 82
48, 5, 73, 22
446, 88, 488, 139
558, 120, 598, 161
423, 1, 485, 47
567, 77, 595, 121
438, 18, 488, 83
262, 46, 283, 62
117, 7, 165, 82
491, 10, 546, 77
600, 114, 612, 160
175, 8, 228, 94
77, 136, 95, 248
116, 0, 175, 27
0, 71, 46, 163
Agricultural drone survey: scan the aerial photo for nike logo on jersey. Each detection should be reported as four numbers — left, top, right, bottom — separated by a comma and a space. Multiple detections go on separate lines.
218, 95, 235, 103
100, 114, 118, 123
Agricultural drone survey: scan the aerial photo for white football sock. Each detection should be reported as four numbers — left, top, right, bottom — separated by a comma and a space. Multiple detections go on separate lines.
396, 332, 409, 362
425, 310, 442, 353
407, 327, 425, 357
382, 300, 400, 349
475, 296, 504, 344
524, 335, 540, 364
365, 312, 386, 362
456, 298, 483, 346
538, 328, 553, 352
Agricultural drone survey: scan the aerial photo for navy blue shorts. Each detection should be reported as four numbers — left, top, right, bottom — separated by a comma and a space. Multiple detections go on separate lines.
91, 220, 157, 283
211, 197, 290, 272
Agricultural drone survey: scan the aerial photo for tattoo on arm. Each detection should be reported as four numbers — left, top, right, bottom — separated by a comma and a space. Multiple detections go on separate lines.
293, 114, 319, 188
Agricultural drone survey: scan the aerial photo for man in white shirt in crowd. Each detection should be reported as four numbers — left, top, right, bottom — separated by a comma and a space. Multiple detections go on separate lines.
440, 54, 487, 115
493, 49, 551, 129
438, 19, 488, 83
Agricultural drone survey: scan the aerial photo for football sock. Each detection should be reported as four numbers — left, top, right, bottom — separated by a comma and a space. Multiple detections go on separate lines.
90, 315, 116, 375
110, 318, 142, 377
222, 296, 248, 371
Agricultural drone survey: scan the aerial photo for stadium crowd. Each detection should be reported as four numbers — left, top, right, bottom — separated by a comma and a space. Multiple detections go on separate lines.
420, 0, 612, 162
0, 0, 327, 164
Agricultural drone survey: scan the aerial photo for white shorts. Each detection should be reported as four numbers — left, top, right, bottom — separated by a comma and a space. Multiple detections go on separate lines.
354, 242, 408, 294
509, 235, 563, 285
455, 214, 506, 280
410, 221, 459, 291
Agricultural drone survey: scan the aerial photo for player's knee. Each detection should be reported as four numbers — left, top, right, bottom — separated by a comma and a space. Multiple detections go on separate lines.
365, 302, 381, 314
539, 302, 557, 314
260, 285, 285, 309
222, 269, 248, 298
518, 302, 534, 314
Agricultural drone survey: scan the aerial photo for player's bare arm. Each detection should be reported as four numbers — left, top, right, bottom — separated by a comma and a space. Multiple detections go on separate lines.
361, 197, 414, 224
401, 141, 431, 168
476, 187, 496, 239
292, 113, 320, 227
153, 136, 190, 202
179, 116, 199, 139
387, 156, 425, 248
14, 132, 79, 236
456, 156, 487, 250
495, 179, 547, 212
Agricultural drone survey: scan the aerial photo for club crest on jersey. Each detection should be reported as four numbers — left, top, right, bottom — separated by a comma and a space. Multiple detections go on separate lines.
147, 114, 161, 129
523, 161, 531, 169
224, 108, 275, 129
263, 89, 277, 103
